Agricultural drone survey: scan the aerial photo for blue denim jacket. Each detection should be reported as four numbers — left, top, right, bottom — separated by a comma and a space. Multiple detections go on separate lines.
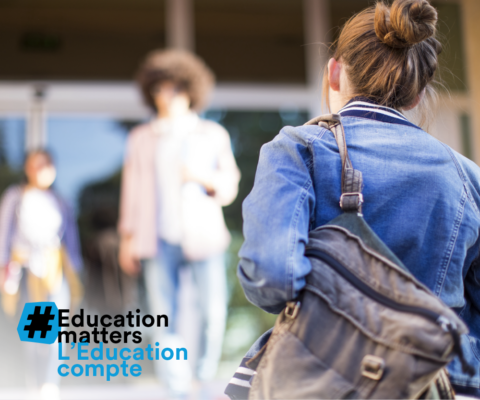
237, 99, 480, 395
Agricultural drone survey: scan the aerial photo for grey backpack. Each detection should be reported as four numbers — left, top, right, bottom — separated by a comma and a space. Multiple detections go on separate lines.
246, 114, 473, 399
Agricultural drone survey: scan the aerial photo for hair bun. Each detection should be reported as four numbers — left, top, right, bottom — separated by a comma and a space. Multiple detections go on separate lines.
375, 0, 438, 49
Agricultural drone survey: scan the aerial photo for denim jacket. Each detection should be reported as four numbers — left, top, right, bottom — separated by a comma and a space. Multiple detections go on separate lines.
237, 99, 480, 396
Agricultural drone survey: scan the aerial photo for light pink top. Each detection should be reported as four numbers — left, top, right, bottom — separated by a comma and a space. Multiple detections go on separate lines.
118, 116, 240, 260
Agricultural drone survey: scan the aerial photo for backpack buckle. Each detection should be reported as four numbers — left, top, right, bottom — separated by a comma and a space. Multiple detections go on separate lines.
361, 355, 385, 381
340, 192, 364, 211
285, 301, 301, 319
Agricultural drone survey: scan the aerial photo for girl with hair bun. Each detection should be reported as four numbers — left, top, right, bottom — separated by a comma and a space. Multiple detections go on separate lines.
227, 0, 480, 398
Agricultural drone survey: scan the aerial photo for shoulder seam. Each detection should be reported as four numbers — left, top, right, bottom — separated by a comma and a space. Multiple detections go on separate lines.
440, 143, 480, 216
281, 125, 328, 147
441, 143, 467, 182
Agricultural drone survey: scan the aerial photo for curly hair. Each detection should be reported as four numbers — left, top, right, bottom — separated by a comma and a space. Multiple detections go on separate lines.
136, 49, 215, 113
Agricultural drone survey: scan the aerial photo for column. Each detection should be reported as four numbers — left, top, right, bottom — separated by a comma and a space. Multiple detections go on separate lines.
303, 0, 331, 118
25, 86, 47, 151
165, 0, 195, 51
461, 0, 480, 163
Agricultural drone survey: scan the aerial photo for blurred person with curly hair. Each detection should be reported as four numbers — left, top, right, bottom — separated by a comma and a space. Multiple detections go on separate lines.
118, 49, 240, 395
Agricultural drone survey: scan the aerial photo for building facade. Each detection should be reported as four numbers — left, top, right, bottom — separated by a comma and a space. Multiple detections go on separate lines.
0, 0, 476, 200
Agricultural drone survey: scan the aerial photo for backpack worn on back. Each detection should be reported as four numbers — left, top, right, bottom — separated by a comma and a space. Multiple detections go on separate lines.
243, 114, 474, 399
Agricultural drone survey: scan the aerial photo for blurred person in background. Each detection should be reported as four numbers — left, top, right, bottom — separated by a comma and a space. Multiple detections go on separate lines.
0, 149, 83, 400
118, 49, 240, 396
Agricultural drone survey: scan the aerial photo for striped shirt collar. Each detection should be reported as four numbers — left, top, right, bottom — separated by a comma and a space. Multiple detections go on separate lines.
338, 97, 421, 130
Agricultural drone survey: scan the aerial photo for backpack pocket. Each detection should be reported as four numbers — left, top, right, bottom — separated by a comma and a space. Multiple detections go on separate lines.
249, 330, 357, 400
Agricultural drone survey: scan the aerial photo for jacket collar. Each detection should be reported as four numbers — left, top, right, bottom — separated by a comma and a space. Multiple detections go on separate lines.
338, 97, 421, 130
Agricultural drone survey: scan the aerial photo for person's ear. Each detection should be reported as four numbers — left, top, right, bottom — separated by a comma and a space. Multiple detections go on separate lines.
328, 58, 341, 92
404, 88, 426, 111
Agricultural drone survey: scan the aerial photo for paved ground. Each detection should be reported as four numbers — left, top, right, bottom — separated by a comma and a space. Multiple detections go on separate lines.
0, 384, 476, 400
0, 381, 230, 400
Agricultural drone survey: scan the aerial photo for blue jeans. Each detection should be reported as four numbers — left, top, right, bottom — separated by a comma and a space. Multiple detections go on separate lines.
143, 240, 227, 392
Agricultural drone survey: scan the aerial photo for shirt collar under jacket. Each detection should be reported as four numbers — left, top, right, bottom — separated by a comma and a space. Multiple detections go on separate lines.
338, 97, 421, 130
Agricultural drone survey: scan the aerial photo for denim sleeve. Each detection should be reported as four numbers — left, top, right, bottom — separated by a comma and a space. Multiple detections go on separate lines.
238, 126, 317, 314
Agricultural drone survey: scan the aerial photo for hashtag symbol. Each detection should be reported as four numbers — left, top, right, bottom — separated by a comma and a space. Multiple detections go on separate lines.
23, 306, 55, 339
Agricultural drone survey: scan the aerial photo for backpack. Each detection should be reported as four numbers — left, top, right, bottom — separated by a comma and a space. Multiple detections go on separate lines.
244, 114, 473, 399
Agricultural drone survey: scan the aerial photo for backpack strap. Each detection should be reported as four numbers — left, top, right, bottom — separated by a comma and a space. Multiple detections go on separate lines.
305, 114, 364, 214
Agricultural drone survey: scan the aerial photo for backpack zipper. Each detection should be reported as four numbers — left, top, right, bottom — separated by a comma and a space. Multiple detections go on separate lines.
306, 248, 442, 323
305, 248, 474, 375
